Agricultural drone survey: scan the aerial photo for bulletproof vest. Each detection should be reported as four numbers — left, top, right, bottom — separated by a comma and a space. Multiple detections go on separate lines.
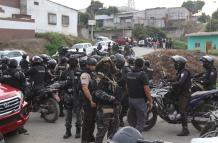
203, 67, 217, 90
56, 64, 67, 78
30, 65, 46, 87
1, 69, 23, 90
63, 68, 75, 90
127, 70, 146, 99
176, 68, 191, 93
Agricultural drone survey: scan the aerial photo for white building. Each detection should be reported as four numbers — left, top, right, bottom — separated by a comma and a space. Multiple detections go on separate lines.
21, 0, 78, 36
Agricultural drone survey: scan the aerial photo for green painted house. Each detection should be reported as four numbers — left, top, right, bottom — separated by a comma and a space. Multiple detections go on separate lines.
186, 32, 218, 53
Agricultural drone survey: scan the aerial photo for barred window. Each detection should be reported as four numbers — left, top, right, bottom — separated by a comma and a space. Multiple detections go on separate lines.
62, 15, 69, 26
48, 13, 57, 25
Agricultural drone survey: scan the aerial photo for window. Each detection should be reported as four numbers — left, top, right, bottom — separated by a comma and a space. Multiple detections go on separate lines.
195, 42, 200, 48
48, 13, 57, 25
62, 15, 69, 26
34, 1, 39, 5
0, 7, 4, 13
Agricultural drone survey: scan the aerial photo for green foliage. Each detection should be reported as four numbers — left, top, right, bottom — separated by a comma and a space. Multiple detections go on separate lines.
182, 0, 205, 14
87, 1, 103, 18
36, 33, 92, 55
132, 25, 146, 40
144, 26, 167, 39
79, 12, 90, 26
198, 12, 210, 23
173, 40, 187, 49
132, 26, 167, 40
96, 6, 118, 15
206, 19, 218, 32
208, 49, 218, 56
212, 9, 218, 20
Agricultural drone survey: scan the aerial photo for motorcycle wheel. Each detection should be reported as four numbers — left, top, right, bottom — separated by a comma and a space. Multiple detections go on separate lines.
143, 107, 158, 131
42, 98, 60, 123
192, 104, 215, 132
200, 121, 217, 136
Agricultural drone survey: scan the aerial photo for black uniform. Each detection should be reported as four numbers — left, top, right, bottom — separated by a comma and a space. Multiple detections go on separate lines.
201, 66, 217, 90
26, 65, 46, 100
1, 68, 26, 91
172, 68, 191, 129
20, 59, 29, 73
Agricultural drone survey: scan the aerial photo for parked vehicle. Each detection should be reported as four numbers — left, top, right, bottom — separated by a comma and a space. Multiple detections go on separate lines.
115, 37, 126, 46
143, 82, 218, 132
96, 36, 110, 42
0, 84, 29, 134
92, 40, 115, 51
138, 40, 145, 47
69, 43, 93, 55
200, 110, 218, 136
26, 81, 62, 123
0, 50, 29, 64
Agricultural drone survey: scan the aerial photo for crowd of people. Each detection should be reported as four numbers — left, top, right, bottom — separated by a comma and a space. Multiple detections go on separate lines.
142, 37, 173, 49
0, 43, 217, 143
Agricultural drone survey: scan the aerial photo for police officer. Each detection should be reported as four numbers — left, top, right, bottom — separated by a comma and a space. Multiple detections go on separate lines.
20, 54, 29, 73
45, 59, 57, 84
1, 59, 27, 133
94, 57, 120, 143
114, 54, 129, 127
126, 58, 153, 133
26, 56, 46, 102
55, 57, 69, 117
81, 58, 97, 143
199, 55, 217, 90
61, 56, 78, 139
171, 55, 191, 136
143, 60, 154, 86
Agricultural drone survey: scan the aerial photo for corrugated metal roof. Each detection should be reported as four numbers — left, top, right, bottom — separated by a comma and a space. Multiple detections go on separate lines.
186, 32, 218, 37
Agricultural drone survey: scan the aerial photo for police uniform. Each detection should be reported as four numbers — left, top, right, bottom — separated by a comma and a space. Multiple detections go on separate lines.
201, 66, 217, 90
81, 71, 96, 143
94, 72, 120, 143
20, 59, 29, 73
126, 68, 149, 133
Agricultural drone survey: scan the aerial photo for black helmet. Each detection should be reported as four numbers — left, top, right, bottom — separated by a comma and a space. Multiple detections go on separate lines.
86, 57, 97, 66
68, 56, 78, 68
128, 57, 136, 66
22, 54, 27, 59
200, 55, 214, 69
109, 126, 143, 143
91, 55, 102, 62
79, 56, 88, 69
1, 57, 9, 64
8, 59, 18, 68
40, 54, 51, 63
171, 55, 187, 70
115, 53, 125, 69
135, 58, 144, 68
47, 59, 57, 69
144, 60, 150, 67
96, 57, 116, 74
31, 56, 43, 64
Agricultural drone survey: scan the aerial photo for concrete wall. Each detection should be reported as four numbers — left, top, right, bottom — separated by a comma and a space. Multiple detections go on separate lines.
25, 0, 78, 36
0, 18, 35, 41
0, 0, 20, 8
168, 7, 190, 21
0, 5, 20, 18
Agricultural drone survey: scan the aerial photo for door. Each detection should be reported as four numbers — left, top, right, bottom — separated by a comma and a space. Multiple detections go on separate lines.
206, 41, 212, 54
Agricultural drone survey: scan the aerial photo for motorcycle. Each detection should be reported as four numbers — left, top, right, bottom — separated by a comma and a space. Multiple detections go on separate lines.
200, 110, 218, 136
26, 81, 63, 123
143, 82, 218, 132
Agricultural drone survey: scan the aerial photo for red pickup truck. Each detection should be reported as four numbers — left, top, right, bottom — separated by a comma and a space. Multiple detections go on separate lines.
0, 83, 29, 134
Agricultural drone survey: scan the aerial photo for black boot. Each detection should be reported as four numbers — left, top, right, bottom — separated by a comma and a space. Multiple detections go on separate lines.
63, 128, 72, 139
75, 127, 81, 138
177, 127, 190, 136
59, 111, 65, 117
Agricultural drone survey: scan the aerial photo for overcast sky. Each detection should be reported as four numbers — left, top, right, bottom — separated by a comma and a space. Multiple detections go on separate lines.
51, 0, 218, 15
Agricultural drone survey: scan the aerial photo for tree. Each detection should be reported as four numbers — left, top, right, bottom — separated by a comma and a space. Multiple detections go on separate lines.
182, 1, 205, 14
87, 0, 103, 18
132, 25, 146, 40
206, 19, 218, 32
212, 9, 218, 20
144, 26, 167, 39
79, 12, 90, 26
198, 13, 210, 23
